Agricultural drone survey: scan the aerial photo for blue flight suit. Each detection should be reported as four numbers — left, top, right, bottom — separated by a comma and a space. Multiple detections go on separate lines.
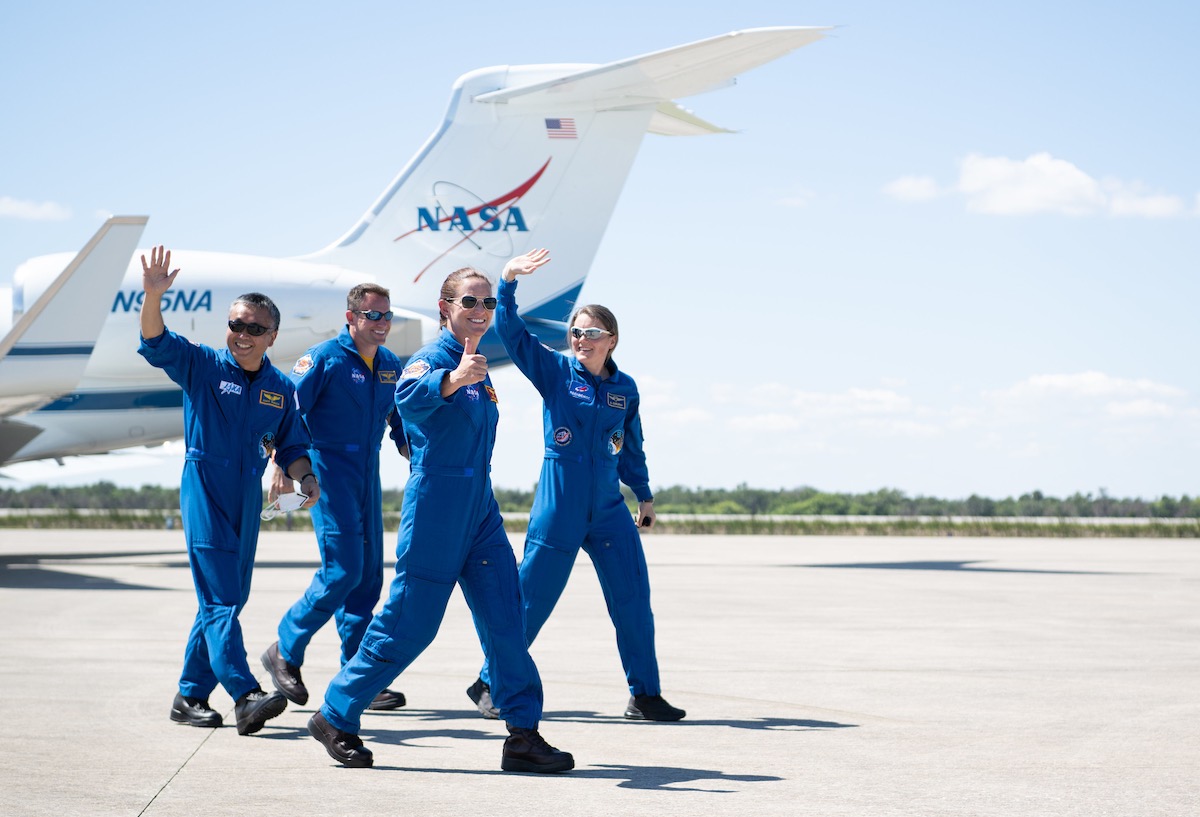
139, 328, 310, 702
275, 326, 403, 668
320, 329, 543, 734
480, 278, 661, 697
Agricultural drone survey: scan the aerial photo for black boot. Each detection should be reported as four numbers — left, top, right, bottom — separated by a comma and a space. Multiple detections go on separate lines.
234, 688, 287, 735
501, 725, 574, 773
308, 712, 374, 768
624, 694, 686, 721
466, 677, 500, 719
260, 641, 308, 705
170, 692, 223, 728
368, 688, 407, 711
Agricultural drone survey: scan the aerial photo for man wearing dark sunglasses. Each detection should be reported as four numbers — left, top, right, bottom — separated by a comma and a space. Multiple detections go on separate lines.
261, 283, 408, 714
138, 245, 319, 737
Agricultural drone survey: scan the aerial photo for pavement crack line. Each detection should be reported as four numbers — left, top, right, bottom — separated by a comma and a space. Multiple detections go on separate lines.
139, 728, 220, 816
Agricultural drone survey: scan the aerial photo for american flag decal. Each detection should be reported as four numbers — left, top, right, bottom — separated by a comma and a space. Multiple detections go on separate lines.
545, 118, 577, 139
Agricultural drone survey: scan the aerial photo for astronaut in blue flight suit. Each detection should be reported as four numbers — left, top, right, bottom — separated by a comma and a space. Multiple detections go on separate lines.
307, 265, 574, 773
260, 283, 408, 713
137, 246, 318, 736
469, 248, 686, 723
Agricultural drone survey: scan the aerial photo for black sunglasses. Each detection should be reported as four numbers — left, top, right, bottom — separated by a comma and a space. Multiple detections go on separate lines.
228, 319, 273, 336
570, 326, 613, 340
354, 310, 394, 321
446, 296, 497, 310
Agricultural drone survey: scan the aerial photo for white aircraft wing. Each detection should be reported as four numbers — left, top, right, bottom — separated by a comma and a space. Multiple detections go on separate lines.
0, 215, 148, 427
472, 26, 831, 110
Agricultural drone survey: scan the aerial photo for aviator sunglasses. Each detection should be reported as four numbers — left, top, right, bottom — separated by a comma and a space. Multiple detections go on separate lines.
445, 295, 497, 310
570, 326, 613, 340
354, 309, 394, 321
227, 319, 274, 336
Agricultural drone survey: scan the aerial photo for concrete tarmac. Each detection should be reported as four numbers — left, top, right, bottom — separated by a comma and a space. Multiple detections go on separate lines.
1, 530, 1197, 816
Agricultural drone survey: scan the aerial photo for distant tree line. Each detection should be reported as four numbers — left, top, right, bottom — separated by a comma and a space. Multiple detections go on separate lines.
2, 482, 1197, 518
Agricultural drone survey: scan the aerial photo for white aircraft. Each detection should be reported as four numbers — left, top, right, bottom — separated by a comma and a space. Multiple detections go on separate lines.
0, 26, 828, 467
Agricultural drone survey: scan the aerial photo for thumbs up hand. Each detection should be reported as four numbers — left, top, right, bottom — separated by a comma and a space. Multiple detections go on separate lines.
443, 333, 488, 396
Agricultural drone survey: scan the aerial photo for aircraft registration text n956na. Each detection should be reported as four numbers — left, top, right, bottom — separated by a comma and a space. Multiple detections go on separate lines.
0, 25, 828, 467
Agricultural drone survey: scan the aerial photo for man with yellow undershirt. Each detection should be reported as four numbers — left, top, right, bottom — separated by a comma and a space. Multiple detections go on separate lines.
261, 283, 409, 712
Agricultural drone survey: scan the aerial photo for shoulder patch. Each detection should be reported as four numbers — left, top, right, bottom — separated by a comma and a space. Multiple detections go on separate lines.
401, 359, 432, 380
291, 354, 314, 377
485, 385, 498, 403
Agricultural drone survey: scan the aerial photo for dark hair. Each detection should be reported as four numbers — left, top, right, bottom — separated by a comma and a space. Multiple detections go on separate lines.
232, 292, 281, 330
568, 304, 619, 361
347, 283, 390, 312
438, 267, 493, 327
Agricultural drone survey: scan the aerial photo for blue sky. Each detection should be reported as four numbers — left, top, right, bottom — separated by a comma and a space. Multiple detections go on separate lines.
2, 1, 1197, 499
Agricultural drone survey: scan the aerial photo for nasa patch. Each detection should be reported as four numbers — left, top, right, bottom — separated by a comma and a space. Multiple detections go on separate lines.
351, 369, 366, 384
464, 385, 480, 402
291, 354, 314, 377
553, 427, 572, 446
401, 359, 431, 380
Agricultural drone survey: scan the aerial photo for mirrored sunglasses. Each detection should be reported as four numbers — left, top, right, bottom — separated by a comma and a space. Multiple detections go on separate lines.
570, 326, 612, 340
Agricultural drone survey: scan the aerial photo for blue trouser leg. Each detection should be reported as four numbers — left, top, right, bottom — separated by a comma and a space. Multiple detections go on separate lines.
178, 613, 217, 698
277, 528, 382, 667
179, 539, 258, 701
320, 564, 453, 734
480, 536, 575, 689
582, 528, 660, 696
461, 540, 543, 728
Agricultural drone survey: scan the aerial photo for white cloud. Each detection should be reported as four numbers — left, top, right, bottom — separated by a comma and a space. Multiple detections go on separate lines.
890, 153, 1192, 219
993, 371, 1185, 401
0, 195, 71, 221
883, 175, 942, 202
727, 412, 802, 432
958, 152, 1105, 216
1105, 399, 1177, 419
776, 189, 816, 208
1104, 181, 1186, 217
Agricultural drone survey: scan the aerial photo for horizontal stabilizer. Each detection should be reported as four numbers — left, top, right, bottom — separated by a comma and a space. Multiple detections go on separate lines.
473, 26, 830, 110
649, 101, 734, 136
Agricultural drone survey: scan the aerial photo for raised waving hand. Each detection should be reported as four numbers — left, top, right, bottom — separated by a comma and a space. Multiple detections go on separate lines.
502, 248, 551, 282
139, 245, 180, 340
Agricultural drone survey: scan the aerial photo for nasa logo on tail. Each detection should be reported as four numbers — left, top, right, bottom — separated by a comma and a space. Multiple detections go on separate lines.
395, 159, 552, 282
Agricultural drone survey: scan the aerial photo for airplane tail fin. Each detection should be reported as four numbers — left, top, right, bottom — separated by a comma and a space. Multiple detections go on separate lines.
304, 26, 829, 321
0, 216, 147, 416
